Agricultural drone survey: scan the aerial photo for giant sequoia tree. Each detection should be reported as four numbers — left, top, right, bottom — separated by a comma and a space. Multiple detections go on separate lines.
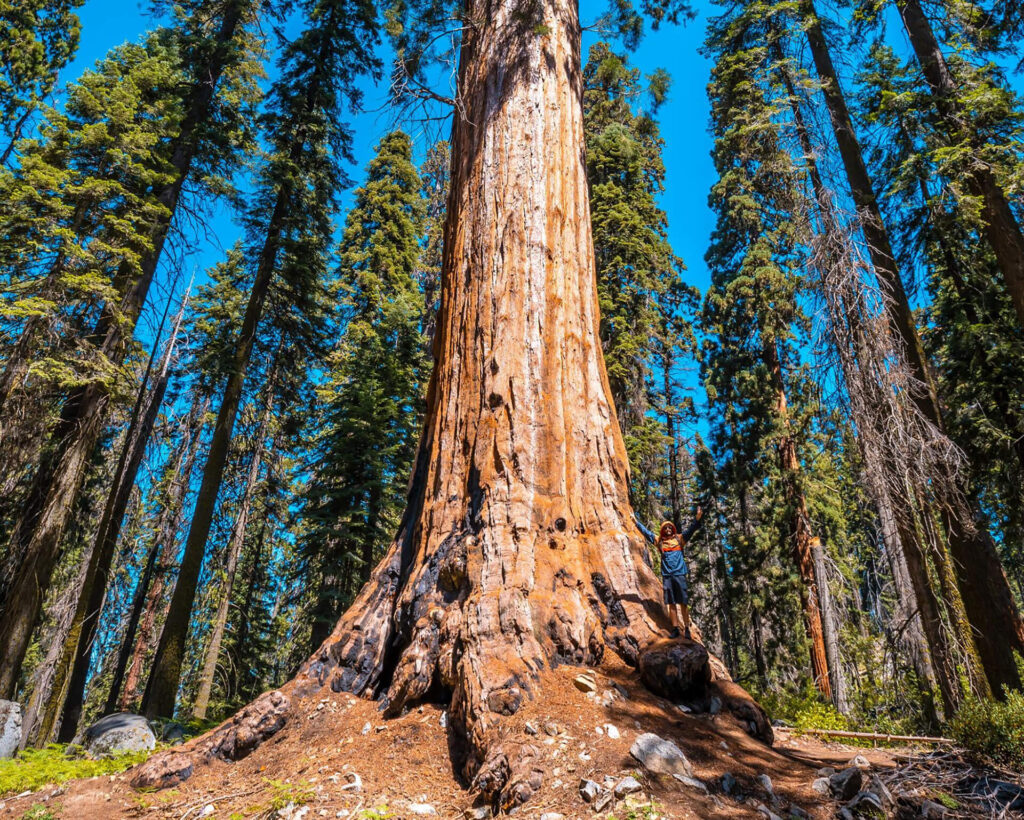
132, 0, 767, 807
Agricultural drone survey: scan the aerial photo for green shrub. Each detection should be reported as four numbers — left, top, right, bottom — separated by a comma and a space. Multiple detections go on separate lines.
950, 689, 1024, 771
0, 745, 152, 796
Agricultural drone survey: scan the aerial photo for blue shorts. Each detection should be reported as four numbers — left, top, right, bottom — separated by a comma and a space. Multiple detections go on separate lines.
663, 575, 689, 606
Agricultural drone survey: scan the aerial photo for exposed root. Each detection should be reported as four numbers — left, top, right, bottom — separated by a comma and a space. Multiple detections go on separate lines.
131, 690, 290, 790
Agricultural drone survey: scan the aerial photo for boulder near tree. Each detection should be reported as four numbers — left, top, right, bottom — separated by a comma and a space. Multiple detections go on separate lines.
133, 0, 769, 807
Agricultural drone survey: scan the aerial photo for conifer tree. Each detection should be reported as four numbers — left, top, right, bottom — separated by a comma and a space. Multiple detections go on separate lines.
582, 42, 693, 519
0, 0, 84, 164
702, 0, 841, 705
299, 131, 427, 651
142, 0, 380, 719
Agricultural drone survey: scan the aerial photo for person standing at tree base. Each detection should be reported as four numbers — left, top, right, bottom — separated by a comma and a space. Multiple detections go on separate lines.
637, 505, 706, 639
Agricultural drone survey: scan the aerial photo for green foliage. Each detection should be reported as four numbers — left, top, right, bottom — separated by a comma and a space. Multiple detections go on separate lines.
951, 689, 1024, 770
266, 778, 316, 811
298, 130, 427, 642
0, 0, 83, 160
583, 41, 696, 520
0, 745, 152, 796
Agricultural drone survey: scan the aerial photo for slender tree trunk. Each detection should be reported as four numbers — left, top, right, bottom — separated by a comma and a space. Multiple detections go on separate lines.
799, 2, 1024, 696
229, 514, 269, 704
192, 374, 275, 721
762, 338, 833, 702
109, 397, 206, 712
294, 1, 672, 804
897, 0, 1024, 328
0, 1, 249, 699
48, 299, 185, 742
810, 538, 849, 714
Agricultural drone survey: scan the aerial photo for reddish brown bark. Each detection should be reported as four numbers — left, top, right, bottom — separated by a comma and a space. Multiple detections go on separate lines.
132, 1, 771, 805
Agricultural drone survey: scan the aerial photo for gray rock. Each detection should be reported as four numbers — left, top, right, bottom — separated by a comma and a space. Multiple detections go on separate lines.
829, 766, 864, 801
539, 815, 565, 820
579, 778, 603, 803
847, 791, 884, 815
524, 722, 538, 735
816, 766, 835, 777
721, 772, 737, 795
869, 775, 894, 807
77, 712, 155, 758
848, 754, 870, 769
920, 801, 947, 819
673, 774, 709, 794
788, 807, 811, 819
464, 807, 492, 820
593, 791, 614, 812
838, 810, 855, 820
756, 773, 774, 795
0, 700, 22, 759
629, 732, 693, 777
755, 803, 783, 820
613, 776, 643, 798
407, 804, 437, 816
812, 778, 831, 796
544, 721, 560, 737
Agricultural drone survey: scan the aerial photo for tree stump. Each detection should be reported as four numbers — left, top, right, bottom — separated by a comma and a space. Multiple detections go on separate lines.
639, 639, 712, 701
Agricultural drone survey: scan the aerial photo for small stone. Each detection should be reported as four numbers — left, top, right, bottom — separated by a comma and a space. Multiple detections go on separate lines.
838, 809, 855, 820
439, 712, 448, 729
407, 804, 437, 816
574, 675, 598, 693
816, 766, 835, 777
199, 806, 215, 817
829, 766, 864, 801
361, 722, 371, 735
630, 732, 692, 777
756, 773, 774, 795
464, 807, 492, 819
755, 805, 782, 820
920, 800, 947, 818
811, 778, 831, 796
579, 778, 603, 803
721, 772, 737, 795
788, 807, 811, 819
544, 722, 560, 736
539, 814, 565, 820
673, 774, 709, 794
848, 754, 870, 769
603, 723, 620, 739
594, 792, 614, 812
524, 722, 537, 735
340, 773, 362, 793
709, 696, 723, 715
374, 725, 386, 733
614, 776, 643, 798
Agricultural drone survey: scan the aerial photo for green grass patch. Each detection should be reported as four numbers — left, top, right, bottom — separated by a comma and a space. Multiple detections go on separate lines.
0, 744, 152, 797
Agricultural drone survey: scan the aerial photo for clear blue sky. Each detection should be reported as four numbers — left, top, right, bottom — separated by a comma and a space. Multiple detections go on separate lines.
66, 0, 719, 312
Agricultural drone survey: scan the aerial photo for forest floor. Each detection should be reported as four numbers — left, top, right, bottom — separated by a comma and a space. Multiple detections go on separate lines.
0, 657, 1011, 819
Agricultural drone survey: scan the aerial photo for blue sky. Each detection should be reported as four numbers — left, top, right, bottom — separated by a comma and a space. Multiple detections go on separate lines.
67, 1, 719, 312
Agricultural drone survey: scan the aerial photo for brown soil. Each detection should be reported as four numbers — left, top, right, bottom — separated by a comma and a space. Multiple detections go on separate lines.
0, 658, 914, 820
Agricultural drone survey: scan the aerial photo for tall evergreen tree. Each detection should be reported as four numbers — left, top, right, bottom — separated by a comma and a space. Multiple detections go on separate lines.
0, 0, 84, 164
142, 0, 380, 718
299, 130, 427, 652
582, 41, 694, 521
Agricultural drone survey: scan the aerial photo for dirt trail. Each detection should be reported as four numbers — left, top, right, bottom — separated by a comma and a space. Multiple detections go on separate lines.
0, 658, 948, 819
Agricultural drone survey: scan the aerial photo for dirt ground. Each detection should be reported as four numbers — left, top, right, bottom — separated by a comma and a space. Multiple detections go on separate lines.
0, 658, 930, 820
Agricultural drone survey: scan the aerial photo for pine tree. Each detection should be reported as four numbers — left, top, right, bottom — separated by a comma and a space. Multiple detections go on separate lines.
702, 0, 841, 705
142, 0, 381, 719
299, 130, 427, 652
0, 0, 84, 164
582, 42, 694, 520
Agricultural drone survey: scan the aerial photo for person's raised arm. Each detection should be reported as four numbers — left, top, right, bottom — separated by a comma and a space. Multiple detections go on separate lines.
634, 515, 658, 546
680, 505, 705, 543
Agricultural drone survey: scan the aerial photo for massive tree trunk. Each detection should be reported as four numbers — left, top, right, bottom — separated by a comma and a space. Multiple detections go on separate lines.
132, 2, 772, 805
296, 1, 669, 803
